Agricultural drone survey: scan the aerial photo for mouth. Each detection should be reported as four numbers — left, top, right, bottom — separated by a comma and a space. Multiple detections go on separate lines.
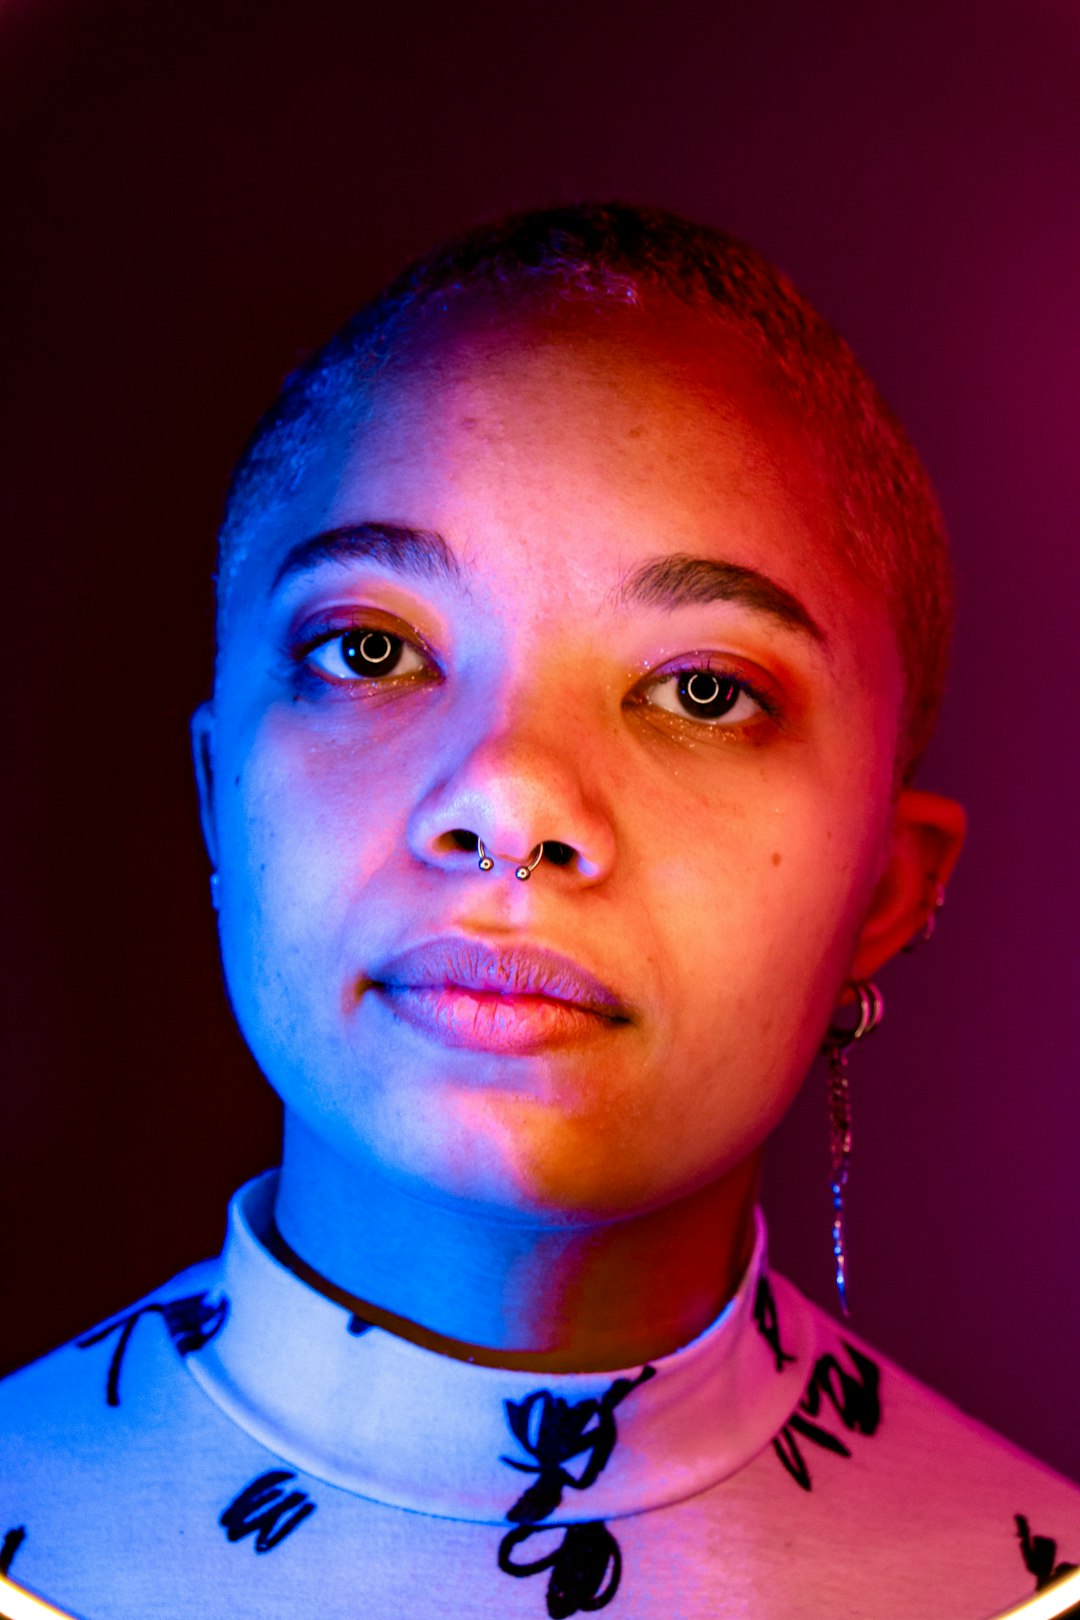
365, 937, 632, 1055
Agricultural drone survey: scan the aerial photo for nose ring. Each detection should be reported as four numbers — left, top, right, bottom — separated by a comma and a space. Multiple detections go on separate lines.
476, 839, 545, 881
514, 845, 545, 882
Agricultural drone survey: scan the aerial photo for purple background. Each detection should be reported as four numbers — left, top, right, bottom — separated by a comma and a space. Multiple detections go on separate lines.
2, 0, 1077, 1479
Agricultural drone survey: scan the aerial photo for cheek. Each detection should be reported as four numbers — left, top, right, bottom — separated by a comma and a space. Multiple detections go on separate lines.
637, 767, 888, 1136
648, 756, 877, 975
213, 711, 410, 1018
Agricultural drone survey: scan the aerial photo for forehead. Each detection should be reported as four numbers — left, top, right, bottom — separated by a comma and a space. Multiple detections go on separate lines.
367, 309, 811, 522
228, 298, 885, 650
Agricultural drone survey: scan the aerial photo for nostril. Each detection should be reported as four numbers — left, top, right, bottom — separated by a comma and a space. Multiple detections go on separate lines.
439, 832, 577, 866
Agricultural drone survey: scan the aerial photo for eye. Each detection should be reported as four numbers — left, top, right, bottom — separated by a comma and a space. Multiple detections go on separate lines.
305, 628, 428, 682
644, 667, 765, 726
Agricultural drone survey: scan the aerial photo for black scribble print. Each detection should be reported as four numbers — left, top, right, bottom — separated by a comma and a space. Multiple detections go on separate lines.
1016, 1514, 1080, 1610
502, 1367, 656, 1524
773, 1341, 880, 1492
499, 1523, 621, 1619
347, 1314, 372, 1336
220, 1471, 316, 1553
753, 1275, 796, 1373
77, 1291, 228, 1407
497, 1366, 655, 1616
0, 1526, 26, 1576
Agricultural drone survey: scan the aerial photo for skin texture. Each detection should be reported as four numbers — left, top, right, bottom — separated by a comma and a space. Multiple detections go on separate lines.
194, 298, 964, 1370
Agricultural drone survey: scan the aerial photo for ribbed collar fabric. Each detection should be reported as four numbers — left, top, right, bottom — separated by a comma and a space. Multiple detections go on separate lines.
185, 1172, 816, 1526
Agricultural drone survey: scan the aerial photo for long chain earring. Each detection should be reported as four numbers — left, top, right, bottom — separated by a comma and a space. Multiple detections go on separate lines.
822, 981, 884, 1317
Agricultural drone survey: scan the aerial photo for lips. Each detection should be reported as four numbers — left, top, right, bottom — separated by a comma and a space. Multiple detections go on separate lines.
366, 938, 631, 1054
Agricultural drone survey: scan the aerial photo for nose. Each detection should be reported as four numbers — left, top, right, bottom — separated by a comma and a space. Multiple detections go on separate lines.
406, 721, 616, 884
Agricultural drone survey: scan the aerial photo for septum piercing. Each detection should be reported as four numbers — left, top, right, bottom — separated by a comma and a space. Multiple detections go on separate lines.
514, 845, 545, 882
476, 838, 545, 881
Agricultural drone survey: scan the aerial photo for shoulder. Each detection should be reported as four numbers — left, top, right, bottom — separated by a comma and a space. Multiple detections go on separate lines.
745, 1274, 1080, 1614
0, 1257, 229, 1474
769, 1273, 1079, 1500
0, 1259, 255, 1600
0, 1258, 320, 1616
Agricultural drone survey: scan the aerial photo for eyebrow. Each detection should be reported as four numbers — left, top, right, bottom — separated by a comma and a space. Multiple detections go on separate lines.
271, 522, 461, 592
612, 553, 824, 642
272, 524, 823, 643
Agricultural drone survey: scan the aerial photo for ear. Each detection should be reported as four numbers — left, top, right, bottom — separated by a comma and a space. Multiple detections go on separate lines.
190, 701, 219, 868
848, 789, 967, 982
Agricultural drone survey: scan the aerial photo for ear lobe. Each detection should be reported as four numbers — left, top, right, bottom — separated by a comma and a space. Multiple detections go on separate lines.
190, 702, 219, 868
848, 789, 967, 982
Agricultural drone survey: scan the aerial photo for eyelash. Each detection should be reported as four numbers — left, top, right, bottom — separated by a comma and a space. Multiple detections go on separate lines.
291, 623, 778, 731
291, 618, 440, 690
302, 626, 431, 684
637, 659, 779, 728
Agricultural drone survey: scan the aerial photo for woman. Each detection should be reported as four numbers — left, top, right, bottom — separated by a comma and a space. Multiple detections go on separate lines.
2, 203, 1077, 1619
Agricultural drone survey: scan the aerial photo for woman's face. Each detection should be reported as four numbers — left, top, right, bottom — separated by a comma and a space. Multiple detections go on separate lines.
201, 300, 911, 1223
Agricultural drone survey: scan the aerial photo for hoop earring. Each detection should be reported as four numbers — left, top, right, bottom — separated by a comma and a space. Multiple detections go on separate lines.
822, 980, 884, 1317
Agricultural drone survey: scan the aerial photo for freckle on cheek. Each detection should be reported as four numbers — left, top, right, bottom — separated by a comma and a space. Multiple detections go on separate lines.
771, 851, 782, 866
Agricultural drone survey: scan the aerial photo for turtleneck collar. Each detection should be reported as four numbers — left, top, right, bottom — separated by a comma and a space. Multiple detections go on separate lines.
184, 1172, 816, 1526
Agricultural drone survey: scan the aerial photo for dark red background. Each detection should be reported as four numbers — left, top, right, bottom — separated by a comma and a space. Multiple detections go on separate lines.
2, 0, 1078, 1479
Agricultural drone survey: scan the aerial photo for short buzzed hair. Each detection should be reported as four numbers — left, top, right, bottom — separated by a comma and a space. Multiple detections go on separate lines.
219, 202, 952, 782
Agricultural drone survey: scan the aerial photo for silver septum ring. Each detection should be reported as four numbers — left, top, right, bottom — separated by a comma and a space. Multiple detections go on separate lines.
476, 839, 545, 881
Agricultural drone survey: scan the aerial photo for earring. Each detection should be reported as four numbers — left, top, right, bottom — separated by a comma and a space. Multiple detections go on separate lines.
903, 878, 945, 952
822, 981, 884, 1317
209, 872, 221, 911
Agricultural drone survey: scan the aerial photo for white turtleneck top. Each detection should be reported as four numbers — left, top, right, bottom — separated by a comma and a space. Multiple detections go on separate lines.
1, 1172, 1077, 1619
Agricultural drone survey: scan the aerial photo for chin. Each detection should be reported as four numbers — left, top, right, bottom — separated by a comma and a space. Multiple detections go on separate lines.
427, 1091, 678, 1222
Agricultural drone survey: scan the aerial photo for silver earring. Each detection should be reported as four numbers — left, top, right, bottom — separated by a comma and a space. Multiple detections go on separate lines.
822, 980, 884, 1316
209, 872, 221, 911
903, 879, 946, 952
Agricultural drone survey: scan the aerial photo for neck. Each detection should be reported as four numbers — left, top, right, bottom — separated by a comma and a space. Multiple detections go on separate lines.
273, 1113, 762, 1373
